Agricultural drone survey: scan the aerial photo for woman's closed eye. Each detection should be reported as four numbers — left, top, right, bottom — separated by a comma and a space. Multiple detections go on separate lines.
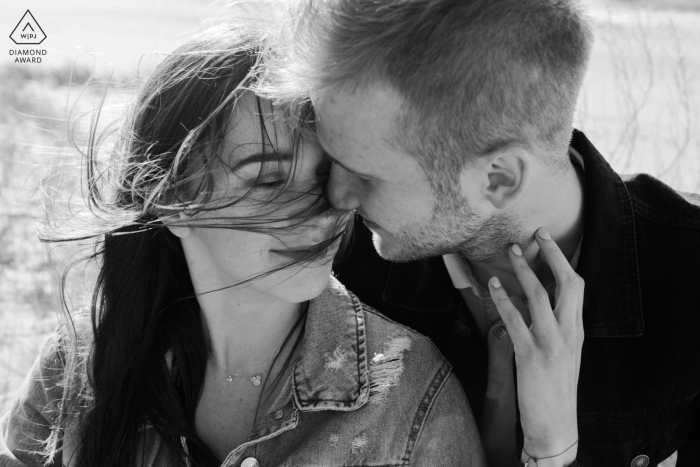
252, 176, 286, 190
233, 164, 290, 191
230, 151, 293, 189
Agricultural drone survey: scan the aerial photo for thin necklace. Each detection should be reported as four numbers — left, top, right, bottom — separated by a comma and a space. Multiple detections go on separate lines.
209, 347, 281, 386
208, 305, 308, 387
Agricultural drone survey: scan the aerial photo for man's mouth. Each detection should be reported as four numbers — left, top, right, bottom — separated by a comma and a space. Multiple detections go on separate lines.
360, 215, 382, 231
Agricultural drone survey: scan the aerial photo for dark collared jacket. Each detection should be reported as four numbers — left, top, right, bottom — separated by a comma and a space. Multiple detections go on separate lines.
333, 130, 700, 467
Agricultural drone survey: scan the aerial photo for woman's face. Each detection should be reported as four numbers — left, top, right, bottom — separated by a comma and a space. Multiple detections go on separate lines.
173, 93, 347, 304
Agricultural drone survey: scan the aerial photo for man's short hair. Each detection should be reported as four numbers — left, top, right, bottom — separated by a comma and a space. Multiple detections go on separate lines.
277, 0, 593, 192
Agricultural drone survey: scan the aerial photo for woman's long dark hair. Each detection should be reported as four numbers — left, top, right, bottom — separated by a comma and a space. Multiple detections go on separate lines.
39, 26, 350, 467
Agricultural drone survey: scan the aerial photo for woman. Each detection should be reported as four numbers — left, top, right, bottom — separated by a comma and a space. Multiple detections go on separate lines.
0, 28, 485, 467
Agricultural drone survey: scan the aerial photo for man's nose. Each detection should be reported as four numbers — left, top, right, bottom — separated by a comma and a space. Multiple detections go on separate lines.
326, 164, 362, 211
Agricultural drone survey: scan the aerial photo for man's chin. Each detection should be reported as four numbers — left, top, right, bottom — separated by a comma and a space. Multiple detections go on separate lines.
370, 230, 423, 263
361, 219, 399, 260
362, 217, 455, 262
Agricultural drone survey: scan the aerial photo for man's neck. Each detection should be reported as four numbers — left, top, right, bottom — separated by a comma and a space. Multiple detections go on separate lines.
466, 158, 585, 300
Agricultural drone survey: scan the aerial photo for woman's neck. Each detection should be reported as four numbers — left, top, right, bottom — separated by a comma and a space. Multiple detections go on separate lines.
195, 280, 306, 376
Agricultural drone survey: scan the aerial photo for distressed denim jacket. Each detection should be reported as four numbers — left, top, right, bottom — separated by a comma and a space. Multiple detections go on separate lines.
0, 277, 486, 467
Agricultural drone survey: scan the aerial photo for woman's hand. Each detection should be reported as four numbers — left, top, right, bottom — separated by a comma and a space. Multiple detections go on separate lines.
488, 228, 584, 466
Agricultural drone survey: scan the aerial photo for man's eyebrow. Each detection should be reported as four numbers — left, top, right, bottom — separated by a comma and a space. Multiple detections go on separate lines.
322, 151, 374, 179
231, 152, 292, 171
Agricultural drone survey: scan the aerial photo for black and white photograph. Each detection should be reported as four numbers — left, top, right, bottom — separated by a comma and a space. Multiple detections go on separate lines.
0, 0, 699, 466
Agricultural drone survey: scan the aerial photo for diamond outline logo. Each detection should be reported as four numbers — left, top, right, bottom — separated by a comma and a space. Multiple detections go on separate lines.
10, 10, 46, 45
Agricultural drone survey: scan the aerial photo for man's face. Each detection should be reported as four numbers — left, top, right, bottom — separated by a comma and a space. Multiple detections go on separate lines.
316, 85, 520, 263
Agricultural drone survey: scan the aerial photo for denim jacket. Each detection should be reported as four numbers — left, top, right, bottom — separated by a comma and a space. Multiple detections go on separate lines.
333, 130, 700, 467
0, 277, 486, 467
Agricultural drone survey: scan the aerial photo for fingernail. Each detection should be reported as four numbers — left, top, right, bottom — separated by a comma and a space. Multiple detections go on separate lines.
511, 244, 522, 256
490, 277, 502, 288
537, 228, 551, 240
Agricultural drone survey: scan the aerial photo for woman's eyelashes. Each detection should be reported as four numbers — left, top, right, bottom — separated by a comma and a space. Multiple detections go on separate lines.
248, 170, 287, 189
236, 168, 289, 190
235, 161, 327, 193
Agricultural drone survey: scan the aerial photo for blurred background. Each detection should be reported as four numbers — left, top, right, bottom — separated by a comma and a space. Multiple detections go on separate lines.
0, 0, 698, 413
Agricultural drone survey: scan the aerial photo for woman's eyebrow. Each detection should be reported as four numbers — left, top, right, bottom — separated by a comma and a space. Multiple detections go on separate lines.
231, 152, 292, 171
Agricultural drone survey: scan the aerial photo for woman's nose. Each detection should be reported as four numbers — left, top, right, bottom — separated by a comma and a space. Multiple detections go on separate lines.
326, 164, 361, 212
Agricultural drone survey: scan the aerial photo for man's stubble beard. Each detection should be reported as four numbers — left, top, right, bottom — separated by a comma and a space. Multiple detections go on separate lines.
373, 192, 524, 264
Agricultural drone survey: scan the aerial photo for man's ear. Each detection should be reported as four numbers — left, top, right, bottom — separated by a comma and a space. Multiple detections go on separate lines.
484, 146, 531, 209
160, 212, 192, 239
460, 145, 531, 211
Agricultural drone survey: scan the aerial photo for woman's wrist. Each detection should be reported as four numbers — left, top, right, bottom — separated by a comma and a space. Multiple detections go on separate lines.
519, 438, 579, 467
518, 453, 578, 467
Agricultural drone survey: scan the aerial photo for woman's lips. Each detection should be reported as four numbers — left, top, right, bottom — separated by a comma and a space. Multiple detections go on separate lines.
269, 239, 340, 260
269, 216, 350, 260
269, 247, 335, 261
270, 242, 323, 253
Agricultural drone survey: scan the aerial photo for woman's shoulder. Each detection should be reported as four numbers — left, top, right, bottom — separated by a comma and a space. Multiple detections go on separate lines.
313, 280, 482, 463
310, 276, 458, 418
359, 300, 451, 386
360, 300, 447, 364
13, 313, 92, 415
326, 277, 450, 379
354, 299, 486, 464
37, 313, 92, 378
325, 279, 453, 403
0, 315, 92, 467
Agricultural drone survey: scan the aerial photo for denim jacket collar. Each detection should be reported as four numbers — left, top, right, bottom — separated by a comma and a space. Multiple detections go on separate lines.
380, 130, 644, 338
292, 276, 370, 411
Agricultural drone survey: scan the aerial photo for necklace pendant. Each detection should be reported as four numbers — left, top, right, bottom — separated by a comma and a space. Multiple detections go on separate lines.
226, 373, 233, 382
250, 375, 262, 386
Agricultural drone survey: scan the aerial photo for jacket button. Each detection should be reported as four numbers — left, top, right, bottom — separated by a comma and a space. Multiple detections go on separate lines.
493, 326, 507, 338
631, 454, 649, 467
274, 409, 284, 420
241, 458, 259, 467
454, 320, 471, 336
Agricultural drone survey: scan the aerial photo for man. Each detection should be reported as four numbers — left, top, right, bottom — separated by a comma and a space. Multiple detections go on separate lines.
276, 0, 700, 465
